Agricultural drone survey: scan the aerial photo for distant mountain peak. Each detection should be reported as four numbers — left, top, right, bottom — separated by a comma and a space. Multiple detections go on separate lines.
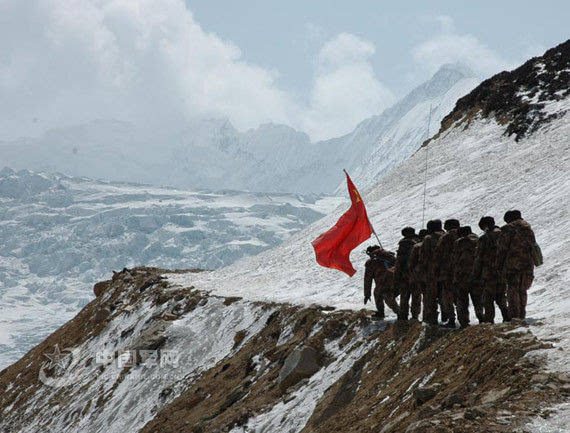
419, 63, 476, 99
436, 39, 570, 142
435, 62, 475, 78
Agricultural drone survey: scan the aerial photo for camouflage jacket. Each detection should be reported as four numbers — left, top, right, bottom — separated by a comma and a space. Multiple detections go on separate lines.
408, 242, 423, 283
495, 219, 536, 276
434, 229, 459, 282
393, 236, 418, 288
472, 226, 501, 282
419, 230, 444, 282
453, 233, 479, 285
364, 258, 395, 299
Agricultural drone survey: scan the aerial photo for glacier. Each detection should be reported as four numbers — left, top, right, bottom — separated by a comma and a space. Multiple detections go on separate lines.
0, 169, 339, 368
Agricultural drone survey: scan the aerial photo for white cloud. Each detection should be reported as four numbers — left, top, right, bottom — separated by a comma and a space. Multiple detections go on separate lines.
411, 15, 517, 78
0, 1, 393, 142
0, 0, 294, 139
303, 33, 395, 141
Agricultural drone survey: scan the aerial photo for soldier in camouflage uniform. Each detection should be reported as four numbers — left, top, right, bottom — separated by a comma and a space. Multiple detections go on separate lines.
408, 229, 428, 320
473, 216, 509, 323
419, 219, 445, 325
453, 226, 482, 327
364, 246, 385, 318
394, 227, 420, 321
434, 219, 461, 328
496, 210, 538, 320
364, 247, 400, 319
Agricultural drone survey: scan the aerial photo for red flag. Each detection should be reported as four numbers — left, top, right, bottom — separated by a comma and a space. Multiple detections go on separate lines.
311, 171, 373, 276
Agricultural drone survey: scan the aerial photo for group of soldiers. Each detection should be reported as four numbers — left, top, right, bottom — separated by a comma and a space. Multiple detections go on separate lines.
363, 210, 542, 328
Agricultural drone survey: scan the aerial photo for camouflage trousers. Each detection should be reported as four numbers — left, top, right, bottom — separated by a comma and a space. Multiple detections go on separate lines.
455, 284, 484, 328
374, 287, 400, 318
423, 281, 443, 325
438, 284, 448, 322
399, 282, 422, 320
440, 282, 456, 323
506, 274, 533, 319
481, 281, 509, 323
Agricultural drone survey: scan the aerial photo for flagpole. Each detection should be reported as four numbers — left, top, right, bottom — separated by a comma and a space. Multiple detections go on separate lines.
371, 228, 383, 249
343, 169, 383, 249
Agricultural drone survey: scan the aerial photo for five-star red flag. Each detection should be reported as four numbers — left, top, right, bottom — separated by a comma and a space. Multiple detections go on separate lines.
311, 171, 373, 276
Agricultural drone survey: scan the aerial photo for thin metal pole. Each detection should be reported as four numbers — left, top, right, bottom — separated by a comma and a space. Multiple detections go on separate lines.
421, 105, 433, 227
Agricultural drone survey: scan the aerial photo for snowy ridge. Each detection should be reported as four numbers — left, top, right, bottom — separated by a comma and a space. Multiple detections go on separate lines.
437, 39, 570, 142
168, 98, 570, 430
2, 269, 562, 433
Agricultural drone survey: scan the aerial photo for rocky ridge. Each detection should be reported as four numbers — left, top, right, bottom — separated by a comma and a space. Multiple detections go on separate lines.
1, 268, 568, 433
433, 39, 570, 143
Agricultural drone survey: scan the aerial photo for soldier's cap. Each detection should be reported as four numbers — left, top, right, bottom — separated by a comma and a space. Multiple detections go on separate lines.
510, 209, 522, 221
458, 226, 472, 237
478, 216, 495, 230
366, 245, 381, 254
418, 229, 428, 238
444, 219, 460, 230
503, 210, 515, 224
401, 226, 416, 237
427, 219, 442, 232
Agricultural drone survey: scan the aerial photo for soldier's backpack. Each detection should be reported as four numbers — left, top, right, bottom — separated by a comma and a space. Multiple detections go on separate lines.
454, 235, 478, 280
531, 242, 543, 267
396, 238, 416, 272
371, 249, 396, 269
510, 222, 540, 268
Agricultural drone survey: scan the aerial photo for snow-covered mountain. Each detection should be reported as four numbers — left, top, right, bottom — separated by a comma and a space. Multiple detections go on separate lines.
164, 41, 570, 430
169, 41, 570, 320
346, 64, 479, 191
1, 41, 569, 433
0, 168, 339, 368
0, 64, 478, 194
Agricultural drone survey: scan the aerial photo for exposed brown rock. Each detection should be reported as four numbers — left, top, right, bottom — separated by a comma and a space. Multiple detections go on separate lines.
426, 39, 569, 144
93, 280, 110, 297
1, 267, 568, 433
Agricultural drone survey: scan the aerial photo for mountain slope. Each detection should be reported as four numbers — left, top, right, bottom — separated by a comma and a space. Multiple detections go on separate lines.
166, 43, 570, 429
1, 43, 569, 433
341, 64, 478, 191
0, 268, 567, 433
0, 65, 478, 194
437, 39, 570, 142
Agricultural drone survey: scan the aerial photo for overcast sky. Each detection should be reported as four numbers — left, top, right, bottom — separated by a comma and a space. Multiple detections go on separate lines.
1, 0, 568, 141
